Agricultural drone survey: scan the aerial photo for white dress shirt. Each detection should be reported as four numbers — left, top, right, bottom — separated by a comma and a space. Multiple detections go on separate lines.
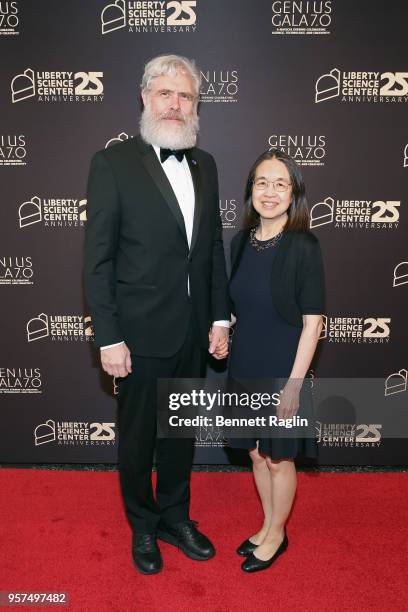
101, 145, 229, 350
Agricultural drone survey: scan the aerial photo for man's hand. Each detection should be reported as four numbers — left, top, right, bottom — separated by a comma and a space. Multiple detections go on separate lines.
208, 325, 229, 360
100, 343, 132, 378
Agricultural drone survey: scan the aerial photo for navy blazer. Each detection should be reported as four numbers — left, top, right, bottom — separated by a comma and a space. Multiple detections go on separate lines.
229, 229, 325, 328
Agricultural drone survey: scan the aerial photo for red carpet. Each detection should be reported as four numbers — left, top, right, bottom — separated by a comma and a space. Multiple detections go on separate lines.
1, 469, 406, 611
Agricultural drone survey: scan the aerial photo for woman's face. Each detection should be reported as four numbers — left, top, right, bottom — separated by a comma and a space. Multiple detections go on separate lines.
251, 158, 292, 223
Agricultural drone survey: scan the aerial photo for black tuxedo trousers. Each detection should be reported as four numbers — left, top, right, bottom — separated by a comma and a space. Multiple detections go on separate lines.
117, 314, 206, 534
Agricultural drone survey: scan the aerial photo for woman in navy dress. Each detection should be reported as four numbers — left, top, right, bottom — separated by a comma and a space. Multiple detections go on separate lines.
227, 149, 325, 573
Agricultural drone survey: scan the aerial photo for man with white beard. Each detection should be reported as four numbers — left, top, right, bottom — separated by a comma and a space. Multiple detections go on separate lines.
84, 55, 230, 574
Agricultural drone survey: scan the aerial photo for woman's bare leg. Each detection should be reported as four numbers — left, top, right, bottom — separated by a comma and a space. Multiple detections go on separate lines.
253, 458, 296, 560
247, 445, 273, 544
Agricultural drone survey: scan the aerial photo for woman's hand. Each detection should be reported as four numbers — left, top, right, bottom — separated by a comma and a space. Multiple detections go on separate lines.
277, 379, 302, 419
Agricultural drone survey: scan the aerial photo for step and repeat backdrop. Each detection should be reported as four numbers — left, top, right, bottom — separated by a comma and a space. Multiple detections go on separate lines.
1, 0, 407, 465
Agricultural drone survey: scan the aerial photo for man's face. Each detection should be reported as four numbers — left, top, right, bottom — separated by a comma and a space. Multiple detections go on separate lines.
142, 71, 196, 129
140, 70, 199, 149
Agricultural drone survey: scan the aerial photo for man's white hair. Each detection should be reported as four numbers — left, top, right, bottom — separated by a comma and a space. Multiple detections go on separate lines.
141, 54, 201, 97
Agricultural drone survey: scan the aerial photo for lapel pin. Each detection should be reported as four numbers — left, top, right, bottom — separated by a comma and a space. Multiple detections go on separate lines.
192, 158, 197, 165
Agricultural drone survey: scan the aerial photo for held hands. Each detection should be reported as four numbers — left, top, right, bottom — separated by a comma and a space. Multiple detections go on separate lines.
208, 325, 229, 360
277, 379, 302, 419
100, 343, 132, 378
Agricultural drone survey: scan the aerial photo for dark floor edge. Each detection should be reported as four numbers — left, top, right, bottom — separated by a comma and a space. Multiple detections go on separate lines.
1, 463, 408, 472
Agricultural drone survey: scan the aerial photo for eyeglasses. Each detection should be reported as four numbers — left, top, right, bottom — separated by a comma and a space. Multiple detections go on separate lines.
253, 178, 292, 192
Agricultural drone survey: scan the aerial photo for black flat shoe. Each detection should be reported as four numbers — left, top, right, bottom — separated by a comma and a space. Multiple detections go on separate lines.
236, 538, 258, 557
157, 519, 215, 560
132, 533, 163, 575
241, 532, 288, 573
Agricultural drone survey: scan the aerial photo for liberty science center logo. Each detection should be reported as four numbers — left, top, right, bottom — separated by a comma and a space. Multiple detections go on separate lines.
315, 68, 408, 104
310, 197, 400, 230
34, 419, 116, 447
26, 313, 94, 343
11, 68, 104, 103
101, 0, 197, 34
18, 196, 87, 229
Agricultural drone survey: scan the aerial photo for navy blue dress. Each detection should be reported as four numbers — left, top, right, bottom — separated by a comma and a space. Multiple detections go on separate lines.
228, 235, 317, 459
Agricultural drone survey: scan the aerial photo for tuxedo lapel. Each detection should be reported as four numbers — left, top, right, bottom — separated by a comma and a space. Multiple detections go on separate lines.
135, 136, 188, 245
186, 149, 202, 254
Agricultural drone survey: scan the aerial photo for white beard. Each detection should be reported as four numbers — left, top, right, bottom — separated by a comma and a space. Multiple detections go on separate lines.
140, 104, 199, 150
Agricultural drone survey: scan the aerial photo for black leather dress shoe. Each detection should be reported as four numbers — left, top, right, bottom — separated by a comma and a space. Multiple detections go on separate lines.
157, 520, 215, 560
132, 533, 163, 575
236, 538, 258, 557
241, 531, 288, 573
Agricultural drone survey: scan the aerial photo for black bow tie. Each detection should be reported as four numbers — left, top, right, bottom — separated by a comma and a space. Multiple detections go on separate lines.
160, 148, 188, 163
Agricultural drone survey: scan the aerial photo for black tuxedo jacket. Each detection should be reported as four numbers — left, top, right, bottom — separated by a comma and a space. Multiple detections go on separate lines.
84, 135, 230, 357
230, 229, 325, 328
